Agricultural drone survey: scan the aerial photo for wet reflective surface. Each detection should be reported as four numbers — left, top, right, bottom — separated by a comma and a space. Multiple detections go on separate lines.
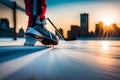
0, 40, 120, 80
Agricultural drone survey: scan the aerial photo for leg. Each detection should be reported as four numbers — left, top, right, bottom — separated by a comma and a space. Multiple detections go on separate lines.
24, 0, 47, 46
39, 0, 47, 21
24, 0, 33, 27
24, 0, 46, 27
24, 0, 58, 46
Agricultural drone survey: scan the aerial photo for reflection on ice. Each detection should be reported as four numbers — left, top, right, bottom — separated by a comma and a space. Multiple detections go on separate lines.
100, 41, 110, 51
56, 40, 120, 79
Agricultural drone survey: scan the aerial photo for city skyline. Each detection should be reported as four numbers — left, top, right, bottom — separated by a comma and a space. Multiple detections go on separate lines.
0, 18, 24, 38
1, 16, 120, 39
67, 21, 120, 39
0, 0, 120, 37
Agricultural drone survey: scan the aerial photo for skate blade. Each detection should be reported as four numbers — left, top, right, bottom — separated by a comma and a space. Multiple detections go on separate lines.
24, 35, 37, 46
37, 37, 58, 45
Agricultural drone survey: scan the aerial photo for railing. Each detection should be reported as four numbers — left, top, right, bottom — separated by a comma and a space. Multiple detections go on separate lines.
0, 0, 25, 40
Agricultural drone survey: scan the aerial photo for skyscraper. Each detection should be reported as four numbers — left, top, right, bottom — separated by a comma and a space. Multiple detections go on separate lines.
95, 22, 104, 37
80, 13, 89, 33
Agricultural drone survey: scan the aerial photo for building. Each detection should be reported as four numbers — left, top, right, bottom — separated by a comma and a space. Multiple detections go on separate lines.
67, 25, 80, 39
0, 18, 14, 37
18, 28, 25, 37
0, 18, 9, 29
95, 22, 120, 38
80, 13, 89, 34
95, 22, 104, 37
67, 31, 72, 39
110, 23, 120, 37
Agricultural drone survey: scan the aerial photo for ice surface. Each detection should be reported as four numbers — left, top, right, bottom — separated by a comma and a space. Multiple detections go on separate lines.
0, 39, 120, 80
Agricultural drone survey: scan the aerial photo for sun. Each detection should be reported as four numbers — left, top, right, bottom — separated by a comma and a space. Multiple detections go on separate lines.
104, 18, 113, 26
102, 17, 114, 26
104, 19, 112, 25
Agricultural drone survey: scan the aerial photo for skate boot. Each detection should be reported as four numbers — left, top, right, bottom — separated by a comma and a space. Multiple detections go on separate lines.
24, 17, 58, 46
24, 34, 37, 46
24, 16, 38, 46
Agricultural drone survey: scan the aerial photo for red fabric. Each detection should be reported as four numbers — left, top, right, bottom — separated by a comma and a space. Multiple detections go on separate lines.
24, 0, 47, 27
28, 16, 32, 28
39, 0, 46, 21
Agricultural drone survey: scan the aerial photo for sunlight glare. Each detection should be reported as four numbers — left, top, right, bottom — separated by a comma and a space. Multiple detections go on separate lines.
101, 41, 110, 50
103, 17, 114, 26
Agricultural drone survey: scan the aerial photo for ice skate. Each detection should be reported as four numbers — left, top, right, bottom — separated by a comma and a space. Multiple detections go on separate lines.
24, 18, 58, 46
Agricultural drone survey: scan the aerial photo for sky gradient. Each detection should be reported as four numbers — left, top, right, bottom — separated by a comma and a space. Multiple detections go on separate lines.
0, 0, 120, 37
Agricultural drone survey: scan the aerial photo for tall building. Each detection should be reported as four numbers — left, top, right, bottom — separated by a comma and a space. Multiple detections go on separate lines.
95, 22, 104, 37
80, 13, 89, 33
95, 24, 99, 37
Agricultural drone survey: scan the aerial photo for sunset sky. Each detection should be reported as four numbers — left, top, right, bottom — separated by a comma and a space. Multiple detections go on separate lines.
0, 0, 120, 37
